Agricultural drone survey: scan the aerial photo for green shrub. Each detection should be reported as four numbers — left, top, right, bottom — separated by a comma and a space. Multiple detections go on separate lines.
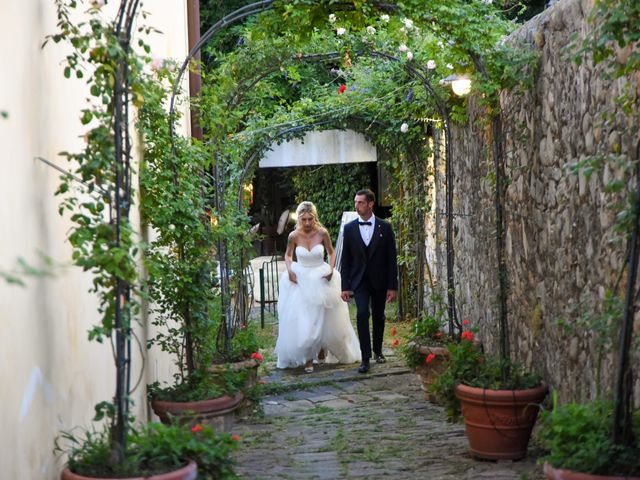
537, 396, 640, 476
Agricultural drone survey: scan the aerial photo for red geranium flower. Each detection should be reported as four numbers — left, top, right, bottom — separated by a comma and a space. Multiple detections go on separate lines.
191, 424, 203, 433
338, 84, 347, 94
391, 327, 397, 336
426, 353, 436, 364
463, 319, 470, 325
461, 331, 474, 341
250, 352, 264, 361
231, 434, 241, 441
392, 338, 400, 347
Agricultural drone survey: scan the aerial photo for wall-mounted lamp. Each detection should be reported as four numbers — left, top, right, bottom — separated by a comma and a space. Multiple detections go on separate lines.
440, 74, 472, 96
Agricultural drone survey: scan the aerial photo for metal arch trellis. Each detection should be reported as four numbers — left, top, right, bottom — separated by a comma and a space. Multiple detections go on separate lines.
231, 49, 458, 329
111, 0, 140, 459
167, 1, 461, 349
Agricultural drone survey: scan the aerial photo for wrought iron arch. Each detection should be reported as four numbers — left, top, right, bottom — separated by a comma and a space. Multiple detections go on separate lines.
168, 1, 461, 352
226, 49, 458, 333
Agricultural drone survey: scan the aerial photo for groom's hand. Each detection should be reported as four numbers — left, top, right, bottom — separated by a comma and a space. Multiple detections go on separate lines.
386, 290, 397, 303
341, 291, 352, 302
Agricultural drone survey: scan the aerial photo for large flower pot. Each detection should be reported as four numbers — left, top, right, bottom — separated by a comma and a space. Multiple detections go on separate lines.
543, 461, 640, 480
455, 382, 548, 460
208, 358, 261, 417
61, 460, 197, 480
151, 392, 244, 432
413, 345, 448, 404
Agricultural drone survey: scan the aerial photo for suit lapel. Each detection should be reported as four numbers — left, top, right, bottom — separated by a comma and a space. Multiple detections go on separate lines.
367, 217, 383, 258
349, 220, 366, 257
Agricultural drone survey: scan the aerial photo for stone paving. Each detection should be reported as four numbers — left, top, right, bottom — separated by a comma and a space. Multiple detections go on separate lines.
232, 352, 545, 479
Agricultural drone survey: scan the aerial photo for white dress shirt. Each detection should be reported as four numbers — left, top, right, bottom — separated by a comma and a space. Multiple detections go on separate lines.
358, 215, 375, 246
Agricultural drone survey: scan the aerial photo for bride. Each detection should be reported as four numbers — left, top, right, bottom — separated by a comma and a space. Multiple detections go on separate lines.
275, 201, 361, 372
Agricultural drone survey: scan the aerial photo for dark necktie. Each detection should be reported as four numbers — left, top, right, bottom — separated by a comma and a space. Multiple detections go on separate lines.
359, 221, 372, 226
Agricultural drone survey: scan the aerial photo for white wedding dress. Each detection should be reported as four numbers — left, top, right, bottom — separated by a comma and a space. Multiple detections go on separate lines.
275, 244, 361, 368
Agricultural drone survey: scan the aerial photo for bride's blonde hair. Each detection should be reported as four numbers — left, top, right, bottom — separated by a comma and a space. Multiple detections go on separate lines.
295, 201, 323, 230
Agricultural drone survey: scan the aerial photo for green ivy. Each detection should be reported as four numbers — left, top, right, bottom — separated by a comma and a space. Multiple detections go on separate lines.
292, 163, 370, 241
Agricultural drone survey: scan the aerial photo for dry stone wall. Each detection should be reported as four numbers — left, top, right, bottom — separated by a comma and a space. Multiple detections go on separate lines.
431, 0, 640, 403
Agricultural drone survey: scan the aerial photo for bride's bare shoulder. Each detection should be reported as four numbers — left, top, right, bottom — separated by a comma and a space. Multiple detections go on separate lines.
319, 227, 332, 240
288, 230, 300, 244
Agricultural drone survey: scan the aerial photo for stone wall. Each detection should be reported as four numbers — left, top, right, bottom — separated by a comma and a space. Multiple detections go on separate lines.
431, 0, 640, 403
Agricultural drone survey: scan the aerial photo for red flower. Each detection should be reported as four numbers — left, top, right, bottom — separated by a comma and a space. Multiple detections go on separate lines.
461, 331, 474, 341
426, 353, 436, 364
462, 319, 470, 325
434, 331, 443, 338
250, 352, 264, 361
191, 424, 203, 433
338, 84, 347, 94
231, 434, 241, 441
391, 327, 397, 337
392, 338, 400, 347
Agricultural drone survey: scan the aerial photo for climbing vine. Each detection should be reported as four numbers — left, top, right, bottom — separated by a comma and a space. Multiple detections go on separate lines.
171, 0, 539, 325
567, 0, 640, 454
45, 0, 149, 469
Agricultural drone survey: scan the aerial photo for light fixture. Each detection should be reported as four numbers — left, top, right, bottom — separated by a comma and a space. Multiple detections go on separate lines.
243, 182, 254, 204
440, 74, 472, 96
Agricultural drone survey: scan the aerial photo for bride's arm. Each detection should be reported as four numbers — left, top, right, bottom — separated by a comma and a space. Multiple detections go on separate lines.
285, 232, 298, 283
322, 229, 336, 280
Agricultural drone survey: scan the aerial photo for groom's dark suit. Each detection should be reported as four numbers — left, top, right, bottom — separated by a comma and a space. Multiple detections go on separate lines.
340, 216, 398, 361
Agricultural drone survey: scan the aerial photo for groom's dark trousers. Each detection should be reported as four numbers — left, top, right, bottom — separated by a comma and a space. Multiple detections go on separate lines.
340, 217, 398, 361
353, 280, 388, 360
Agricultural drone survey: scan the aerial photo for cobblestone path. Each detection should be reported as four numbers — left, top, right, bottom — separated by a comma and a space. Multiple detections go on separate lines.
232, 354, 545, 479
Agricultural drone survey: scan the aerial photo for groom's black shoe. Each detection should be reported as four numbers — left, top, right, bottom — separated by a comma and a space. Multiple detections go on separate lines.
358, 360, 370, 374
375, 354, 386, 364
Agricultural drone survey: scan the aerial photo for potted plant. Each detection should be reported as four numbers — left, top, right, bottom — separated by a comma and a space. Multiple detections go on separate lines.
57, 422, 238, 480
401, 295, 451, 403
46, 1, 237, 477
431, 321, 546, 460
537, 395, 640, 480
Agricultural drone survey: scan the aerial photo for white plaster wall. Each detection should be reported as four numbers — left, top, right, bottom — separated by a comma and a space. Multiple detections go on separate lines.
259, 129, 377, 168
0, 2, 189, 478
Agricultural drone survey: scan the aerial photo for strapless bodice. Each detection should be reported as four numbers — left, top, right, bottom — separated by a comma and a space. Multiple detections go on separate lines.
296, 244, 325, 267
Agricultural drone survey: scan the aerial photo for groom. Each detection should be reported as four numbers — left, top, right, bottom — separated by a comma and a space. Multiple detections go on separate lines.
340, 189, 398, 373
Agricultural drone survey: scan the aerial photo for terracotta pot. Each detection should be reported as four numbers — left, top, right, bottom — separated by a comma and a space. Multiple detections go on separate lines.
455, 382, 548, 460
413, 345, 448, 404
151, 392, 244, 430
543, 461, 640, 480
61, 460, 197, 480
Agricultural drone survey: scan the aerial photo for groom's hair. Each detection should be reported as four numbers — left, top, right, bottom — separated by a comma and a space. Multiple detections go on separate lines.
356, 189, 376, 203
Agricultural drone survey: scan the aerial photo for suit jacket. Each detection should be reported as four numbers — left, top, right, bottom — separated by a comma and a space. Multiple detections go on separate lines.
340, 216, 398, 292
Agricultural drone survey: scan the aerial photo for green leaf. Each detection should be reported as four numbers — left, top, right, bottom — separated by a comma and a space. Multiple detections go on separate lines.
81, 110, 93, 125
